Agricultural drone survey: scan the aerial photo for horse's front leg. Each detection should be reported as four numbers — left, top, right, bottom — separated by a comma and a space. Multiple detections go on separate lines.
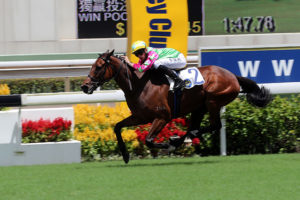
114, 115, 141, 164
145, 118, 170, 149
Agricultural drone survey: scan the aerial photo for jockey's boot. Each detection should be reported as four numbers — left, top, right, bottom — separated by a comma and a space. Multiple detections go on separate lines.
158, 65, 185, 91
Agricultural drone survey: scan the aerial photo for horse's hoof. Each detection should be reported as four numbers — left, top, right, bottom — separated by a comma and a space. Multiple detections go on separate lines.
168, 145, 176, 152
169, 135, 182, 147
169, 135, 180, 143
122, 152, 130, 164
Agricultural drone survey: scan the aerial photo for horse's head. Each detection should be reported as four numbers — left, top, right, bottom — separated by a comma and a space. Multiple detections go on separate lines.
81, 50, 117, 94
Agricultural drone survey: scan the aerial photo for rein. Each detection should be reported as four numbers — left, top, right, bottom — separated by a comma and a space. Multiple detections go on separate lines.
120, 56, 133, 91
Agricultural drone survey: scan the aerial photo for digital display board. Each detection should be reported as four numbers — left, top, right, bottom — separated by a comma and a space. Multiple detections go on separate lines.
204, 0, 300, 35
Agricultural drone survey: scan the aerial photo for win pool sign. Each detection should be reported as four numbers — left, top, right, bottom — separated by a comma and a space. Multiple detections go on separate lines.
199, 46, 300, 83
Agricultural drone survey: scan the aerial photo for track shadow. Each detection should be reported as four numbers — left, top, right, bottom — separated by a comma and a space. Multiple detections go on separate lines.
105, 159, 219, 168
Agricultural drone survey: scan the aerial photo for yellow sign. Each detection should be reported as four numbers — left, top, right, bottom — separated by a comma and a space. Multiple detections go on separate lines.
126, 0, 188, 63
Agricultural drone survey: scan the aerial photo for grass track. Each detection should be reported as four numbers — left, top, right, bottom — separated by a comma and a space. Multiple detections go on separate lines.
0, 154, 299, 200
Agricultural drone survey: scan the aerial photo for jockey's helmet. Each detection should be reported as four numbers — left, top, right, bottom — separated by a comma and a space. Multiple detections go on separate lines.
131, 40, 147, 54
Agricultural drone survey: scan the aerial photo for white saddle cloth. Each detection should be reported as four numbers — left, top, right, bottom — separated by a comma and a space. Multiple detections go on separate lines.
168, 67, 205, 90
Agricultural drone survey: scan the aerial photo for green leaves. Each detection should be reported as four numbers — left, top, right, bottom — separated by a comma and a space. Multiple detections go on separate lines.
0, 78, 119, 94
224, 95, 300, 154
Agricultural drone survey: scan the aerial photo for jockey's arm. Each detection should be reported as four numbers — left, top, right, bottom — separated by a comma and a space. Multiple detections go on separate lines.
122, 51, 158, 72
122, 56, 151, 72
122, 56, 134, 67
133, 51, 159, 72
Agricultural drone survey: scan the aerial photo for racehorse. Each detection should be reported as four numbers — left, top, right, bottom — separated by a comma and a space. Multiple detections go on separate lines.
81, 50, 272, 164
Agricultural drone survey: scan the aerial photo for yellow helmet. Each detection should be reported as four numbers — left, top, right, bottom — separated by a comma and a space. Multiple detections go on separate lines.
131, 40, 147, 54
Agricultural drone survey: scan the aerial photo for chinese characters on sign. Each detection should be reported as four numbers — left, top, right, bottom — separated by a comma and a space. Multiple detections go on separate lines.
78, 0, 127, 38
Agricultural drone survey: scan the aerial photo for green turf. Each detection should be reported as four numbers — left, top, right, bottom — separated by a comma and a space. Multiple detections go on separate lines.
205, 0, 300, 35
0, 154, 299, 200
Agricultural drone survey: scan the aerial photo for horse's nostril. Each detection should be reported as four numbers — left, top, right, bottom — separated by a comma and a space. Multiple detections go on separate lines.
81, 85, 88, 93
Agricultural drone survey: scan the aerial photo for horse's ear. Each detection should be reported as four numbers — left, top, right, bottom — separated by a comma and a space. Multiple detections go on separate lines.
109, 49, 115, 56
103, 50, 109, 56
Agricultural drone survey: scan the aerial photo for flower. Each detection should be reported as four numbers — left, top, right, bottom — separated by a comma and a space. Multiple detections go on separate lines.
0, 84, 10, 95
22, 117, 72, 143
73, 103, 199, 159
135, 118, 188, 144
192, 138, 200, 145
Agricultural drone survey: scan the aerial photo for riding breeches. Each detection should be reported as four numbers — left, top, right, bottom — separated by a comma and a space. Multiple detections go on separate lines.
153, 53, 186, 70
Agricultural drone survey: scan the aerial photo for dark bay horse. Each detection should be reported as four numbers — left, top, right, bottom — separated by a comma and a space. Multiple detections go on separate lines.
81, 50, 272, 163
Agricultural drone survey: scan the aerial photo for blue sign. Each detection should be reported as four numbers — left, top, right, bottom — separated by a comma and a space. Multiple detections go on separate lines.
199, 47, 300, 83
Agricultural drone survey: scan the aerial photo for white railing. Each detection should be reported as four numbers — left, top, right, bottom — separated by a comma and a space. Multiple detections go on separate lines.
0, 56, 199, 80
21, 90, 125, 106
19, 83, 300, 107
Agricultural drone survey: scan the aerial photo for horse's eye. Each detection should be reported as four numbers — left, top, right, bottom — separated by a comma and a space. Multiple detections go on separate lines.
95, 66, 101, 71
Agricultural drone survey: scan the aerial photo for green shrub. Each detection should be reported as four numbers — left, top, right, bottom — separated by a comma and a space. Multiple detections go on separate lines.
224, 95, 300, 154
74, 95, 300, 160
0, 78, 119, 94
186, 95, 300, 156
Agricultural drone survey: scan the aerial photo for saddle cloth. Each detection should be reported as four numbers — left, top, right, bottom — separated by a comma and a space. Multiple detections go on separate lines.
168, 67, 205, 90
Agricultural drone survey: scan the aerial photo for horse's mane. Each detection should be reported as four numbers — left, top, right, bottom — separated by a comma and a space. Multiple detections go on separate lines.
112, 54, 169, 86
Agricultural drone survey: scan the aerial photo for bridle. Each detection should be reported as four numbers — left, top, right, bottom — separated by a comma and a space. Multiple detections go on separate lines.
88, 54, 122, 86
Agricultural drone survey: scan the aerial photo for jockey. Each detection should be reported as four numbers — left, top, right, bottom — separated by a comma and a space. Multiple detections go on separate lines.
123, 40, 186, 91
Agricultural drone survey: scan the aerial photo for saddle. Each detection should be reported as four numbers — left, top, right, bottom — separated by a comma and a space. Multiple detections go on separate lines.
168, 67, 205, 118
167, 67, 205, 91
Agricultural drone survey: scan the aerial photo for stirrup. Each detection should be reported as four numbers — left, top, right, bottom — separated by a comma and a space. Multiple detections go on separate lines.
188, 130, 199, 139
173, 80, 185, 90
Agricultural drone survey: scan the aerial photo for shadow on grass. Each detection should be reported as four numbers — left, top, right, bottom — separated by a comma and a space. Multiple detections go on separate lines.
105, 159, 219, 168
75, 155, 255, 170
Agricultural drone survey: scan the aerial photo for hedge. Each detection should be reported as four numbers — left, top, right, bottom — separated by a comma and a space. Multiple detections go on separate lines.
224, 95, 300, 154
72, 95, 300, 160
0, 78, 119, 94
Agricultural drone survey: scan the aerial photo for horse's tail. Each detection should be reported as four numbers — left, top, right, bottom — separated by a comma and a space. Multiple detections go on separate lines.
235, 75, 272, 107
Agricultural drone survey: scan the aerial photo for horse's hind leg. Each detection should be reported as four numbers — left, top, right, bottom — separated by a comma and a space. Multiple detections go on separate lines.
187, 107, 207, 138
184, 102, 223, 155
145, 118, 170, 149
205, 102, 223, 154
195, 102, 222, 137
205, 102, 222, 132
189, 101, 222, 137
170, 107, 207, 148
